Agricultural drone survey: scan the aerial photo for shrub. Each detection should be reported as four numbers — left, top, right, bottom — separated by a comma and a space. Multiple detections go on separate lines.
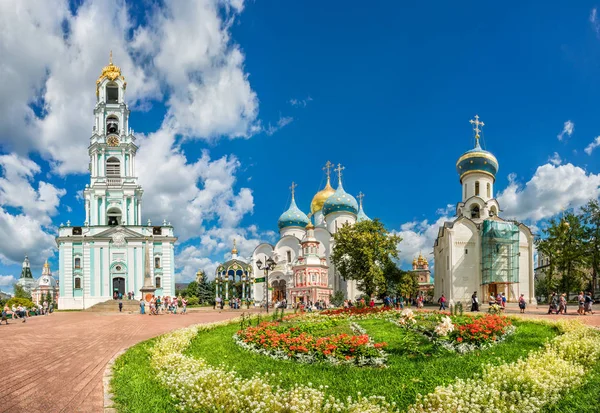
6, 297, 35, 308
186, 296, 199, 306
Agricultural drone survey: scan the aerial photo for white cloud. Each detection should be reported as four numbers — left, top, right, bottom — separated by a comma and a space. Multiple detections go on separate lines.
0, 154, 66, 225
132, 0, 259, 141
0, 275, 16, 287
289, 96, 313, 107
584, 136, 600, 155
265, 116, 294, 136
591, 8, 600, 37
394, 215, 451, 268
548, 152, 562, 165
557, 120, 574, 141
497, 163, 600, 222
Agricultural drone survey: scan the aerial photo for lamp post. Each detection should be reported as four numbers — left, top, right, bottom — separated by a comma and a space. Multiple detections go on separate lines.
256, 256, 276, 313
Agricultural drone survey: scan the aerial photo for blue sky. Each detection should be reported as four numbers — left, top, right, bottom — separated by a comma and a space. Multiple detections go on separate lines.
1, 0, 600, 291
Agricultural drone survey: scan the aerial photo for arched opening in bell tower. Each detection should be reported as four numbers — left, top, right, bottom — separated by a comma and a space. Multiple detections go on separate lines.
106, 116, 119, 134
107, 207, 122, 226
470, 205, 480, 219
106, 157, 121, 177
106, 82, 119, 104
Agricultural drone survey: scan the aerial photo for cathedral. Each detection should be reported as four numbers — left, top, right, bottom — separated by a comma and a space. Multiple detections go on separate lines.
433, 116, 535, 305
250, 162, 371, 305
57, 55, 177, 310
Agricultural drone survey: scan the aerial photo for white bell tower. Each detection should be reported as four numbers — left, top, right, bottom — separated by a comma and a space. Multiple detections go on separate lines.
84, 52, 143, 227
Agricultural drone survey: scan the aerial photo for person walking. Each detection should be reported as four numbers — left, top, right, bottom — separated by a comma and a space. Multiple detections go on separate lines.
577, 291, 585, 315
518, 293, 526, 313
471, 292, 479, 312
1, 305, 9, 325
438, 294, 447, 311
118, 299, 123, 312
140, 300, 145, 315
584, 292, 594, 314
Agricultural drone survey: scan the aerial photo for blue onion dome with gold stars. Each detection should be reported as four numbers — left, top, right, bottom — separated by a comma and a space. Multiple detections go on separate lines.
322, 164, 358, 216
456, 115, 499, 183
278, 182, 310, 229
356, 192, 371, 222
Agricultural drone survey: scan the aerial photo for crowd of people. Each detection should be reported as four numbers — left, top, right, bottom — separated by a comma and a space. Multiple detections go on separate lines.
547, 291, 595, 315
1, 301, 54, 324
136, 295, 188, 315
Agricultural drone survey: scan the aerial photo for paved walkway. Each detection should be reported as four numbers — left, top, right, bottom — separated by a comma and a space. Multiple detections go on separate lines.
0, 310, 242, 413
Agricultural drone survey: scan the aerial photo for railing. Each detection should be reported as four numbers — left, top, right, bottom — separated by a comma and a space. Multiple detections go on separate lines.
107, 177, 122, 186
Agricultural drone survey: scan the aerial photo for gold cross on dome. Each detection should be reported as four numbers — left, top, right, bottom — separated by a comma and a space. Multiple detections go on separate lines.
109, 50, 113, 64
323, 161, 333, 180
290, 181, 297, 198
334, 163, 345, 182
469, 115, 485, 144
357, 191, 365, 207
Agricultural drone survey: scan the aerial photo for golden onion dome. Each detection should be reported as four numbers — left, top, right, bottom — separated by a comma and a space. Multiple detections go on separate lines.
310, 178, 336, 214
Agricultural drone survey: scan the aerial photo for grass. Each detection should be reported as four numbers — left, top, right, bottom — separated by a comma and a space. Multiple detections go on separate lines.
110, 317, 578, 412
184, 318, 556, 411
111, 339, 179, 413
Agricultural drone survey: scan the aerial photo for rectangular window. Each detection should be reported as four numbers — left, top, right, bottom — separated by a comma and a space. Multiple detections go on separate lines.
107, 86, 118, 103
475, 181, 480, 196
487, 183, 491, 198
465, 248, 468, 255
74, 257, 81, 269
286, 251, 291, 262
74, 278, 81, 289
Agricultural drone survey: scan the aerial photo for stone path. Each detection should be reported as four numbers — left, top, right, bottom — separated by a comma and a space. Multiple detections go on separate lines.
0, 309, 242, 413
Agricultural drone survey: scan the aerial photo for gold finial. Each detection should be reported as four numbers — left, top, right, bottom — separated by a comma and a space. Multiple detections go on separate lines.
290, 181, 297, 200
334, 163, 345, 184
109, 50, 113, 64
323, 161, 333, 183
96, 51, 125, 95
357, 192, 364, 208
232, 238, 238, 254
469, 115, 485, 146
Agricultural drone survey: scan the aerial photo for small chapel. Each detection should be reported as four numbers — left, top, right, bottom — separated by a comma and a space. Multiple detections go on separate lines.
251, 162, 371, 305
56, 54, 177, 309
433, 116, 535, 305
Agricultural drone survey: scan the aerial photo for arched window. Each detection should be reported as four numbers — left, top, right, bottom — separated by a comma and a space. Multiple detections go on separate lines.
471, 205, 480, 219
155, 257, 161, 268
106, 157, 120, 177
475, 181, 480, 196
74, 257, 81, 269
286, 250, 291, 262
490, 206, 497, 216
106, 83, 119, 104
155, 277, 161, 288
74, 277, 82, 289
106, 116, 119, 135
487, 183, 491, 198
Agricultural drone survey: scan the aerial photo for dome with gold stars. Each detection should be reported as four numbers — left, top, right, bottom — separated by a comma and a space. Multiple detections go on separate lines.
322, 179, 358, 216
278, 184, 310, 230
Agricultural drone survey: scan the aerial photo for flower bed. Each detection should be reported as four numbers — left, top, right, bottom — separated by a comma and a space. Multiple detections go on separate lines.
321, 306, 395, 319
234, 320, 388, 367
390, 310, 515, 354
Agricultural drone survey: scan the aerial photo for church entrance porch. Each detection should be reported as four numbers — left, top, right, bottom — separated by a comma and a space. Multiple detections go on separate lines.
271, 280, 287, 302
113, 277, 125, 299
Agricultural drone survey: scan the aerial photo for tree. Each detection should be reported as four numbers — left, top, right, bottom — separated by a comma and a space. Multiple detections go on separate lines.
13, 284, 32, 301
329, 290, 345, 307
331, 219, 402, 298
184, 281, 199, 298
382, 260, 419, 298
197, 276, 215, 305
581, 199, 600, 296
536, 212, 588, 299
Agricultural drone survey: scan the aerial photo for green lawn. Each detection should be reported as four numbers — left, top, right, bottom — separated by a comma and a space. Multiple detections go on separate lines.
111, 319, 563, 412
543, 358, 600, 413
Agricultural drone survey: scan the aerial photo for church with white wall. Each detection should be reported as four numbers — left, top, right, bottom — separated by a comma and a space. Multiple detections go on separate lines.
57, 55, 177, 310
434, 116, 535, 305
251, 162, 371, 305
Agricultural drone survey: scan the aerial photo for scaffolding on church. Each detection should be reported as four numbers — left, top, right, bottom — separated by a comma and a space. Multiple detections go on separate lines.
481, 220, 520, 285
